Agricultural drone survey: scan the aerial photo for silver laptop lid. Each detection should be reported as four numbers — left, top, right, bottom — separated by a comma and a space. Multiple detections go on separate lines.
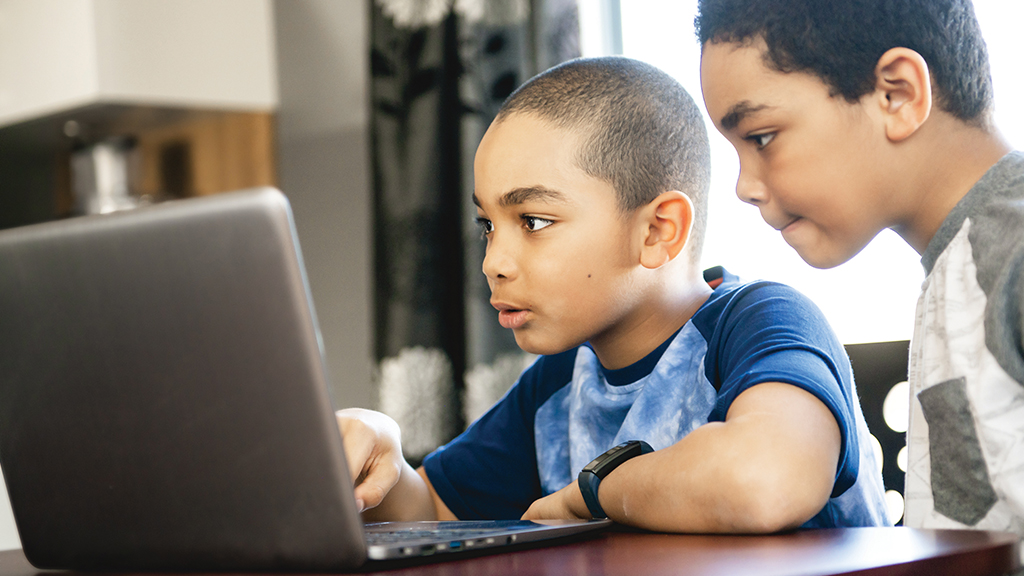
0, 188, 367, 570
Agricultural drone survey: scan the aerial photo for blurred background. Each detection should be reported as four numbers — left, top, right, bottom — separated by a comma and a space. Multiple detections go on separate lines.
0, 0, 1020, 547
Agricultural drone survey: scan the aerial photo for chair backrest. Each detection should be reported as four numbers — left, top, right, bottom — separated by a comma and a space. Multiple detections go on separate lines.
844, 340, 910, 523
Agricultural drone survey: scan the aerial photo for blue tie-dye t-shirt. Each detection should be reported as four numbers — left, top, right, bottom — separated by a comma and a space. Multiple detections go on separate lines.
422, 271, 889, 528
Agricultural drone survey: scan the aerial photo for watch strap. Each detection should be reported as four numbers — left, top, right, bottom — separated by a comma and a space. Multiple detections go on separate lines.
579, 469, 606, 518
577, 440, 653, 519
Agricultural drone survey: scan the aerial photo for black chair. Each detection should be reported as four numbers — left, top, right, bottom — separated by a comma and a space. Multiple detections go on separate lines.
844, 340, 910, 524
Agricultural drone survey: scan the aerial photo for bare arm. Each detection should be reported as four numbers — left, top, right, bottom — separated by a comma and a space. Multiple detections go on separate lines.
336, 408, 457, 522
522, 382, 841, 533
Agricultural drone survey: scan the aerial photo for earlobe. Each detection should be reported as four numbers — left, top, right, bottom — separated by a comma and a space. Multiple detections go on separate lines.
874, 47, 932, 142
639, 191, 694, 270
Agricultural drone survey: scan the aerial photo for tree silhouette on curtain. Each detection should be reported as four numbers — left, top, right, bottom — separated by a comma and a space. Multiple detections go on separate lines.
370, 0, 580, 462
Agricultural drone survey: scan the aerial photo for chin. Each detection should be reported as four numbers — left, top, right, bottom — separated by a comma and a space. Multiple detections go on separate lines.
802, 241, 875, 269
512, 331, 576, 357
792, 243, 857, 270
803, 254, 846, 269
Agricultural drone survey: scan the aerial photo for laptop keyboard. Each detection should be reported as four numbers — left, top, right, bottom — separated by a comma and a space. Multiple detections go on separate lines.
364, 520, 533, 545
366, 528, 499, 545
362, 519, 609, 560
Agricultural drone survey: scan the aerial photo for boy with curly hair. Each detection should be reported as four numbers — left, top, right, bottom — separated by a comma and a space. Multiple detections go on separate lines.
698, 0, 1022, 543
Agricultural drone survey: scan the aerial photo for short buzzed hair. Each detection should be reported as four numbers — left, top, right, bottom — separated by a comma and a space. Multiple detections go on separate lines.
495, 57, 711, 263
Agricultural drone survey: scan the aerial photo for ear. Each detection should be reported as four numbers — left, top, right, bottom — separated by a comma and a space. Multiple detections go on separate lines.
873, 47, 932, 142
638, 191, 694, 270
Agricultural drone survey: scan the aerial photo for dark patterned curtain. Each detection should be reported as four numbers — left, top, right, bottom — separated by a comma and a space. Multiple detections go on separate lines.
370, 0, 580, 461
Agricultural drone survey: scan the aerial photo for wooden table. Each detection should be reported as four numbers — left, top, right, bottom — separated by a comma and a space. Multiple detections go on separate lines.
0, 527, 1016, 575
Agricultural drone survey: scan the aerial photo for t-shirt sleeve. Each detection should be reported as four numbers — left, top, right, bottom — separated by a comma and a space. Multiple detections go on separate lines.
421, 351, 575, 519
702, 281, 860, 497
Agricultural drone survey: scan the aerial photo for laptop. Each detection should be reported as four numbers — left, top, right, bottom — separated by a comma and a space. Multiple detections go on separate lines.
0, 188, 609, 571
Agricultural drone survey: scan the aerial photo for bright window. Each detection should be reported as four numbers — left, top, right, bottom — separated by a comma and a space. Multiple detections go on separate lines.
579, 0, 1024, 344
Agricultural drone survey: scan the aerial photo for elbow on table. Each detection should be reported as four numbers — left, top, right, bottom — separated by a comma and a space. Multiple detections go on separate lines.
726, 466, 829, 533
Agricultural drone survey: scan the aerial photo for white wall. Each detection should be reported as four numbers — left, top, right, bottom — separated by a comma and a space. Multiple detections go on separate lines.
0, 0, 100, 126
93, 0, 278, 110
273, 0, 375, 410
0, 0, 277, 128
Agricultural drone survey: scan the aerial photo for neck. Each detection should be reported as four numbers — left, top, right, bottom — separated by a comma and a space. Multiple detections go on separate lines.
892, 114, 1012, 254
589, 267, 713, 370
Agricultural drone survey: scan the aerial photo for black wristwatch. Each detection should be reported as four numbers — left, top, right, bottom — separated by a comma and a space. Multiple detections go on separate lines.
577, 440, 653, 519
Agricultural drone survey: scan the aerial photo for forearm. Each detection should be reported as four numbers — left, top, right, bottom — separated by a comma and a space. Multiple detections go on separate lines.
595, 384, 840, 533
597, 424, 822, 532
360, 461, 438, 522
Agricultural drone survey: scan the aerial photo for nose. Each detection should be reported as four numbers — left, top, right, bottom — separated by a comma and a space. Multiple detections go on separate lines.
735, 161, 769, 206
481, 234, 517, 281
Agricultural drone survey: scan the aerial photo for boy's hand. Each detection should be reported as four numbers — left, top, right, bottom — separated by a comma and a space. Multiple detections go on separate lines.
521, 481, 591, 521
335, 408, 404, 513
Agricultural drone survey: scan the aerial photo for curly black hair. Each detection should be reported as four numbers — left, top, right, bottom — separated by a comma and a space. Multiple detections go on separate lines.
695, 0, 994, 126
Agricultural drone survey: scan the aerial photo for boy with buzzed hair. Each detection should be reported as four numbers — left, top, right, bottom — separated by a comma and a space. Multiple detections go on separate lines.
697, 0, 1023, 544
339, 56, 888, 532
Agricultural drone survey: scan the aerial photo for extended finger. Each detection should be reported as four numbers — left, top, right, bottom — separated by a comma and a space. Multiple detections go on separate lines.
352, 455, 402, 511
336, 413, 375, 482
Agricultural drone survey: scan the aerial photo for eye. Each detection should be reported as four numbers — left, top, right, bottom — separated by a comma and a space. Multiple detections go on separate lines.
746, 132, 776, 149
475, 217, 494, 238
522, 216, 554, 232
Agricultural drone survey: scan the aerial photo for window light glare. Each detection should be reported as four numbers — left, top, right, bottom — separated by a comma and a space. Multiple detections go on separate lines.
883, 381, 910, 433
897, 445, 908, 472
885, 489, 905, 525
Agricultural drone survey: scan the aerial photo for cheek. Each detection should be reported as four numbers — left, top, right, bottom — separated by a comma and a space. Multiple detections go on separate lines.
534, 252, 596, 302
525, 221, 636, 299
767, 149, 843, 211
532, 238, 597, 275
529, 251, 607, 308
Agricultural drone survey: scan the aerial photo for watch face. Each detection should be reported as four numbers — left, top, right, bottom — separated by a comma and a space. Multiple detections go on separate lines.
584, 440, 652, 478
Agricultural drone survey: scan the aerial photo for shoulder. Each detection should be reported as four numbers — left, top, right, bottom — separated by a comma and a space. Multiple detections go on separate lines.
694, 270, 847, 385
970, 196, 1024, 280
958, 165, 1024, 384
959, 154, 1024, 305
700, 266, 824, 314
694, 274, 834, 344
970, 152, 1024, 238
927, 150, 1024, 270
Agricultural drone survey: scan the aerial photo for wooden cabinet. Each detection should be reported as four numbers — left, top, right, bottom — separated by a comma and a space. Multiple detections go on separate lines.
0, 0, 278, 227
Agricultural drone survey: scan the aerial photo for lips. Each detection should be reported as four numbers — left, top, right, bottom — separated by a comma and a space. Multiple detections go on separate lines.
764, 214, 794, 230
764, 213, 801, 234
779, 218, 801, 233
498, 309, 529, 329
492, 301, 530, 330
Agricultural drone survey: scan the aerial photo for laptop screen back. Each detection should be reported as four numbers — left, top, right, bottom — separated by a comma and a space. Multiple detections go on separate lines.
0, 189, 367, 570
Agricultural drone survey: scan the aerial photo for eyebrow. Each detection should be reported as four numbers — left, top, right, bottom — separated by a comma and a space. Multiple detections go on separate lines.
472, 186, 570, 208
720, 101, 774, 131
